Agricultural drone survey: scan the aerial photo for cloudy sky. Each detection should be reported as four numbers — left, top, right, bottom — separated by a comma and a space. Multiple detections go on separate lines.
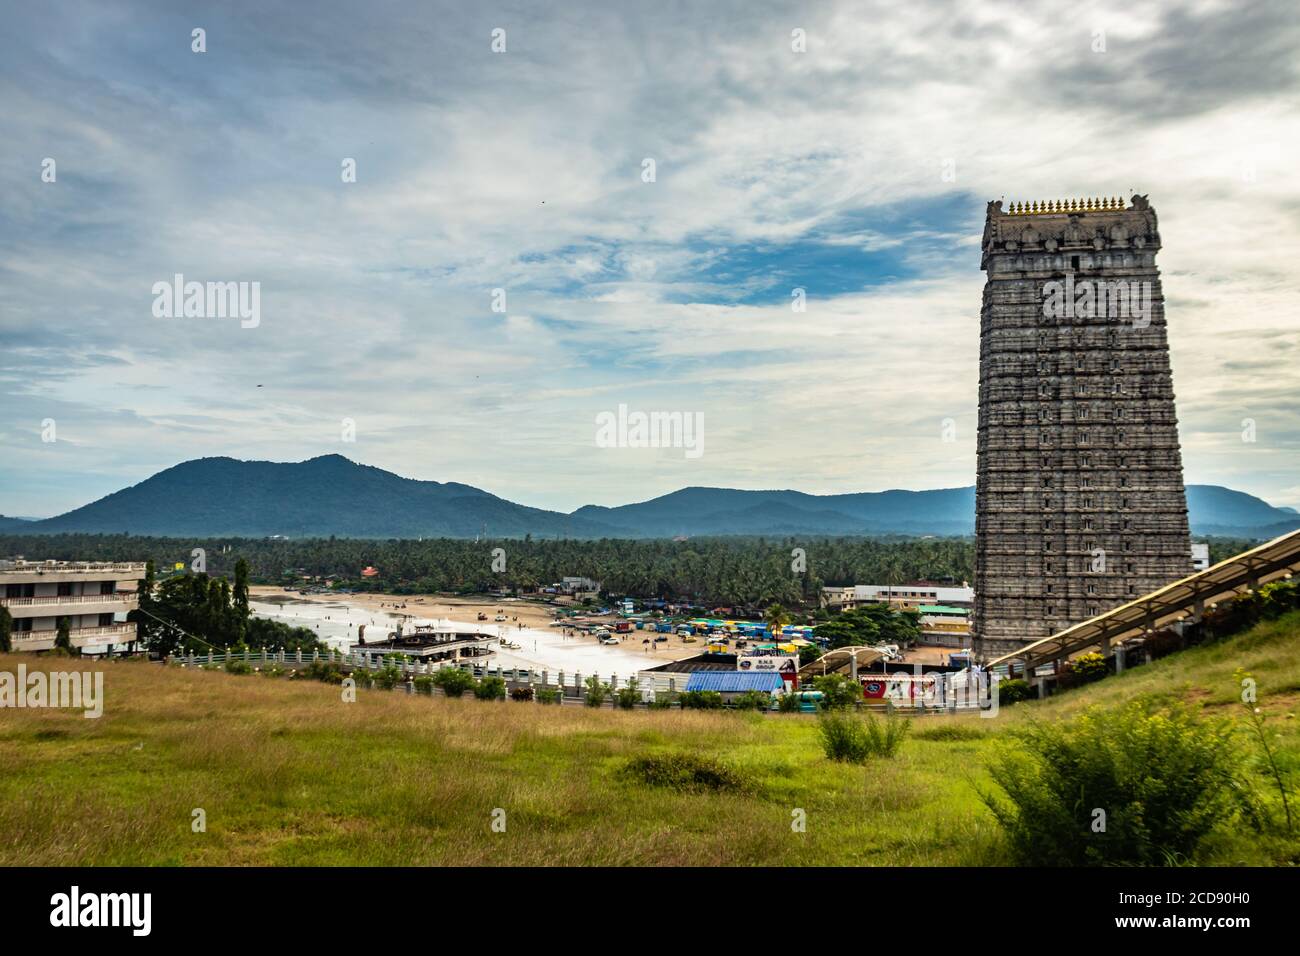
2, 0, 1298, 518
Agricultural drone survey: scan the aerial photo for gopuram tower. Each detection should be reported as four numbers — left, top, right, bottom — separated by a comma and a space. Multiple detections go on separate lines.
973, 196, 1192, 660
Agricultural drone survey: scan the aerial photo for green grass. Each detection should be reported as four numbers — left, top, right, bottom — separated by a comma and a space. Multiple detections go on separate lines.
2, 611, 1298, 866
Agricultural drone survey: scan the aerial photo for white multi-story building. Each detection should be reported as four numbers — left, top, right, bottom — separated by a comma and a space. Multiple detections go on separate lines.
822, 583, 974, 611
0, 559, 146, 654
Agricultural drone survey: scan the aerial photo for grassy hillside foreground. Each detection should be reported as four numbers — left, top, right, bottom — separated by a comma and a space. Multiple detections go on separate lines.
2, 612, 1299, 866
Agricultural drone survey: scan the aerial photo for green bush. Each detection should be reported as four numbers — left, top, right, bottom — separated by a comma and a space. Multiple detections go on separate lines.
729, 690, 772, 711
433, 667, 476, 697
679, 690, 723, 710
1059, 652, 1109, 690
349, 668, 374, 690
998, 678, 1032, 706
372, 664, 403, 690
583, 674, 609, 708
294, 659, 344, 684
625, 752, 748, 792
474, 676, 507, 700
647, 692, 675, 710
536, 688, 561, 705
982, 700, 1244, 866
412, 675, 435, 695
224, 658, 253, 675
777, 692, 802, 713
615, 678, 641, 710
817, 709, 910, 763
812, 674, 862, 710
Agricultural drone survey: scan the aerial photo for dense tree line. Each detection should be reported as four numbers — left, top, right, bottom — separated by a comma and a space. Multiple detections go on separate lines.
0, 533, 1257, 613
1, 533, 976, 609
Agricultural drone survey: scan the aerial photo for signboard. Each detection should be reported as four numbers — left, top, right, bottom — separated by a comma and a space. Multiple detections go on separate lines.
737, 656, 798, 685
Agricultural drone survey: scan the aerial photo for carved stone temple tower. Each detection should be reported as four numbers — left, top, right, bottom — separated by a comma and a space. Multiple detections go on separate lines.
973, 196, 1192, 660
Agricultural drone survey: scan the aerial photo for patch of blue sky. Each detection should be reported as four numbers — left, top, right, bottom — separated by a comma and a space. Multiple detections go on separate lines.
662, 191, 982, 305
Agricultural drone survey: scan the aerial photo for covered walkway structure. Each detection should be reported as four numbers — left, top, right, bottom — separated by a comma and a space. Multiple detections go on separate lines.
985, 528, 1300, 679
798, 645, 887, 680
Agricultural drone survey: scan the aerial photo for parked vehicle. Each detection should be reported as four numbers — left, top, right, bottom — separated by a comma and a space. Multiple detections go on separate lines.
600, 636, 620, 645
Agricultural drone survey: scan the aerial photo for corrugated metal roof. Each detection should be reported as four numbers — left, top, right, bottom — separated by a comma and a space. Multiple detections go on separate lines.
684, 672, 785, 693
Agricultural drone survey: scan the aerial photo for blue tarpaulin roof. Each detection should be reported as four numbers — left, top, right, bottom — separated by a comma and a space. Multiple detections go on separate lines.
684, 672, 785, 693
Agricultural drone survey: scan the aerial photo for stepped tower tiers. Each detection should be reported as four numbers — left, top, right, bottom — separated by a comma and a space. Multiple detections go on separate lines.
973, 196, 1192, 660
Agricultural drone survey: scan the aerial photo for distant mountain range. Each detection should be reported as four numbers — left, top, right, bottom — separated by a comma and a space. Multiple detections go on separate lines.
1, 454, 1297, 541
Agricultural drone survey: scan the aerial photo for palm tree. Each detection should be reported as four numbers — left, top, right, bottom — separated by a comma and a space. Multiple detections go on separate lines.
764, 602, 791, 639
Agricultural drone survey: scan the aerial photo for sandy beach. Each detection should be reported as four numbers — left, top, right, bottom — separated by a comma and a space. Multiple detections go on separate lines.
249, 586, 705, 675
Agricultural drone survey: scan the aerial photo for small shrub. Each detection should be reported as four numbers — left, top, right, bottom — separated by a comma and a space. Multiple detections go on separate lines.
349, 668, 374, 690
777, 692, 802, 713
817, 709, 910, 763
224, 659, 253, 675
1059, 651, 1109, 690
982, 700, 1244, 866
536, 688, 561, 705
583, 674, 609, 708
625, 752, 748, 792
412, 675, 435, 695
258, 664, 287, 679
729, 690, 772, 711
474, 676, 507, 700
647, 692, 676, 710
812, 673, 862, 710
998, 678, 1031, 706
372, 664, 403, 690
433, 667, 476, 697
679, 690, 723, 710
615, 678, 641, 710
510, 686, 535, 702
297, 659, 344, 684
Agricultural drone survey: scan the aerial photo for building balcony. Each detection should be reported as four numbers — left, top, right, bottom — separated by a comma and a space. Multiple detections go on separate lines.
8, 622, 139, 652
0, 592, 139, 617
